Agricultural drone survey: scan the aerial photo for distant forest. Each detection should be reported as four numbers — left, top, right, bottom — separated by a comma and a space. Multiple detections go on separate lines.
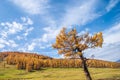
0, 52, 120, 72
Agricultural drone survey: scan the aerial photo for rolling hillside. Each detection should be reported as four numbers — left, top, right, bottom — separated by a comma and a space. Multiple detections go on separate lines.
0, 51, 120, 71
0, 51, 120, 80
0, 51, 52, 60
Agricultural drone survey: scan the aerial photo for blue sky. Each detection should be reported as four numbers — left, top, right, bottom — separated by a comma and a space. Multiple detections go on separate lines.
0, 0, 120, 62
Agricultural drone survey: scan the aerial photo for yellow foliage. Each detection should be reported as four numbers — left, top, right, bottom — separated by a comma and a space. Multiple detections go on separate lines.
52, 27, 103, 57
64, 52, 72, 56
77, 52, 82, 56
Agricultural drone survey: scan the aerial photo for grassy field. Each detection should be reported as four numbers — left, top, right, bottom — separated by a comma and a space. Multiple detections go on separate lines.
0, 62, 120, 80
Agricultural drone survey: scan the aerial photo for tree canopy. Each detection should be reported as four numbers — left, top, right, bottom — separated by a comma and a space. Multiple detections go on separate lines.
52, 28, 103, 58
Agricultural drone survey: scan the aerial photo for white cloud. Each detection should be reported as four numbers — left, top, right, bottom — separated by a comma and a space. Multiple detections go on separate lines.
21, 17, 33, 25
85, 42, 120, 62
25, 0, 102, 51
106, 0, 120, 12
22, 34, 54, 51
104, 23, 120, 43
28, 42, 36, 51
0, 38, 18, 48
0, 17, 33, 38
41, 27, 61, 42
8, 40, 18, 47
10, 0, 49, 15
61, 0, 100, 27
0, 38, 10, 46
4, 21, 23, 34
16, 36, 23, 40
84, 22, 120, 62
0, 44, 5, 48
78, 28, 90, 35
0, 17, 34, 50
24, 27, 34, 36
9, 0, 104, 52
27, 37, 52, 51
37, 0, 101, 47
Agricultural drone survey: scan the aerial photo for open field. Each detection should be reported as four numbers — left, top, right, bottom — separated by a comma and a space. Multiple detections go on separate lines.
0, 62, 120, 80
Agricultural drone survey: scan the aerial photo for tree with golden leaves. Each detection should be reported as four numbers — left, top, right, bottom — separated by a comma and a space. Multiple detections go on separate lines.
52, 28, 103, 80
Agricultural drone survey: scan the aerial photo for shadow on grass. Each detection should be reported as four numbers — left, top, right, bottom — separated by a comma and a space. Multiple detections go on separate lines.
0, 73, 4, 76
0, 78, 33, 80
98, 78, 120, 80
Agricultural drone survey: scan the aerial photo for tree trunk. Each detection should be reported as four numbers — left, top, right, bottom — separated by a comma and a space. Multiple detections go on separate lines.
80, 54, 92, 80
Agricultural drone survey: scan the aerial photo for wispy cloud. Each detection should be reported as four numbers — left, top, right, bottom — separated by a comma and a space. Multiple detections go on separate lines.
1, 22, 23, 35
106, 0, 120, 12
61, 0, 100, 27
10, 0, 49, 15
0, 38, 18, 49
0, 17, 33, 38
27, 42, 36, 51
85, 22, 120, 62
41, 27, 61, 42
2, 0, 119, 61
38, 0, 101, 43
24, 27, 34, 37
23, 0, 103, 52
85, 42, 120, 62
9, 0, 103, 49
0, 17, 34, 50
104, 22, 120, 44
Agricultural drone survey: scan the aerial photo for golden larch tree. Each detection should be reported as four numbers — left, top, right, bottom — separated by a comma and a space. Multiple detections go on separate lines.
52, 28, 103, 80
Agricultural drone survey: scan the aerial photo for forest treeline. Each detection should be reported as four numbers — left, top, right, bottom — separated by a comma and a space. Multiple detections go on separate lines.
0, 52, 120, 72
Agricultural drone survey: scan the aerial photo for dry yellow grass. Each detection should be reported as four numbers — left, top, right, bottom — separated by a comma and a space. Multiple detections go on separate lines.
0, 62, 120, 80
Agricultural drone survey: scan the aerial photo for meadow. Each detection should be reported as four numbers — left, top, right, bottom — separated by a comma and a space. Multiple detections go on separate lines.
0, 62, 120, 80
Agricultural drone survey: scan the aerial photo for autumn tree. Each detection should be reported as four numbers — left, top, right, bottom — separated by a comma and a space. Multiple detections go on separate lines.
52, 28, 103, 80
26, 63, 33, 72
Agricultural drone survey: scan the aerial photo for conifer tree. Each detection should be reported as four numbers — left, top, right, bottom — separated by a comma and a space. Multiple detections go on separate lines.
26, 63, 33, 72
52, 28, 103, 80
